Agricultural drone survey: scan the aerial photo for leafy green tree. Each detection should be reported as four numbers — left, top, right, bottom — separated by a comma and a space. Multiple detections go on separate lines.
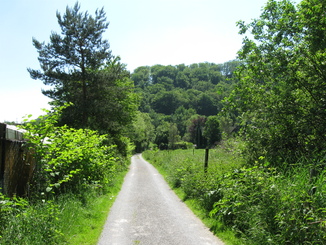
190, 63, 210, 82
155, 121, 170, 150
227, 0, 326, 165
168, 123, 181, 150
131, 62, 241, 148
151, 65, 177, 84
175, 72, 190, 88
187, 115, 207, 148
203, 116, 222, 147
56, 57, 138, 135
157, 76, 174, 90
192, 81, 215, 92
126, 111, 155, 152
172, 106, 196, 138
221, 60, 242, 79
131, 66, 151, 89
208, 63, 224, 84
152, 90, 187, 115
196, 93, 218, 116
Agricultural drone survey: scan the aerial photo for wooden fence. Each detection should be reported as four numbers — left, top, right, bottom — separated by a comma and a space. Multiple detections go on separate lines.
0, 123, 34, 197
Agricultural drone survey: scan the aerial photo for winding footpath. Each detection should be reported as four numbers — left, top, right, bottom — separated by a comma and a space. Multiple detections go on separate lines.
98, 154, 224, 245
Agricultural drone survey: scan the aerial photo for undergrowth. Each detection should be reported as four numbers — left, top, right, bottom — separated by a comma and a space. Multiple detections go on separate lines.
0, 166, 128, 245
0, 104, 131, 245
143, 143, 326, 245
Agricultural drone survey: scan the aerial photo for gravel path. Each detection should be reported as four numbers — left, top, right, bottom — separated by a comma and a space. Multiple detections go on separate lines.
98, 154, 224, 245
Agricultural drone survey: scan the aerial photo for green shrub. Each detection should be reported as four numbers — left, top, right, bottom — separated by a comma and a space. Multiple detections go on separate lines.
174, 141, 194, 150
210, 165, 326, 244
210, 166, 281, 243
22, 105, 118, 196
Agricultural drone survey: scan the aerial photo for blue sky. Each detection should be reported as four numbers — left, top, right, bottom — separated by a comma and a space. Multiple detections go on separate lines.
0, 0, 298, 122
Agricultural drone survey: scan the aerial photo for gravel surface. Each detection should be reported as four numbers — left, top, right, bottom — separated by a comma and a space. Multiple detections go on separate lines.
98, 154, 224, 245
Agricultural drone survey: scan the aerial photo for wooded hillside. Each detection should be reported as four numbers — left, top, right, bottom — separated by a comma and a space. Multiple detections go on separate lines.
128, 61, 240, 151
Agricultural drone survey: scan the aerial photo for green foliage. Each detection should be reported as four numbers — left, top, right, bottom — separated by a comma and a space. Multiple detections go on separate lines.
132, 61, 239, 149
144, 148, 326, 244
133, 62, 237, 115
0, 167, 128, 244
28, 2, 111, 129
226, 0, 326, 165
210, 166, 281, 242
126, 111, 155, 152
168, 123, 181, 149
210, 165, 326, 244
0, 103, 130, 244
172, 106, 196, 137
56, 169, 127, 245
21, 104, 117, 196
152, 90, 187, 115
131, 66, 151, 89
173, 141, 194, 150
0, 193, 64, 244
85, 60, 139, 135
203, 115, 222, 147
187, 115, 207, 148
154, 120, 170, 150
28, 3, 139, 136
143, 147, 243, 200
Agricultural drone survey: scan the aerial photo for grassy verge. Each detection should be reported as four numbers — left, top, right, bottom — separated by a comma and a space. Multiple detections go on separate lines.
58, 168, 128, 244
173, 188, 241, 245
0, 167, 128, 245
143, 146, 326, 244
142, 146, 245, 245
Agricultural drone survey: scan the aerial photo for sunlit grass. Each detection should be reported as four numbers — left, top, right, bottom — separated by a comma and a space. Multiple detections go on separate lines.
143, 144, 245, 245
58, 169, 128, 245
143, 144, 326, 244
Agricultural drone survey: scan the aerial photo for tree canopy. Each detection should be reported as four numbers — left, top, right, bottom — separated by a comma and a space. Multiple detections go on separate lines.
28, 2, 138, 136
131, 61, 238, 149
224, 0, 326, 165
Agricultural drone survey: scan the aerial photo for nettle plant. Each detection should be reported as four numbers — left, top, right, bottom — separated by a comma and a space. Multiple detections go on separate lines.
21, 104, 117, 196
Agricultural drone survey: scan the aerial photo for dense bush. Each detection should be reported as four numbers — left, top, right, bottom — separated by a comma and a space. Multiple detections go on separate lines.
0, 104, 129, 244
22, 105, 118, 196
210, 165, 326, 244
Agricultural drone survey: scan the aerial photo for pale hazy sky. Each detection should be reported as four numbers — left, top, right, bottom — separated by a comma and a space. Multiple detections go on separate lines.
0, 0, 299, 122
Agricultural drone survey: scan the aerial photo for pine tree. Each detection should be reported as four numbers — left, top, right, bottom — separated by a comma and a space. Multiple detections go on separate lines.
28, 2, 112, 128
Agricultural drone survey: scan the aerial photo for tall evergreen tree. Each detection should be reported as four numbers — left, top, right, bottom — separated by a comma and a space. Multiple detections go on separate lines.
28, 2, 114, 129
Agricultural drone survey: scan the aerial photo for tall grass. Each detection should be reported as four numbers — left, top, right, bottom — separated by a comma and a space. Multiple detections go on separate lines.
58, 168, 127, 245
143, 145, 326, 244
0, 167, 128, 245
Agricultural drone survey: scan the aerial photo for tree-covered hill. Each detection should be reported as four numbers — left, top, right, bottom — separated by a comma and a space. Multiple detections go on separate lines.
128, 61, 240, 151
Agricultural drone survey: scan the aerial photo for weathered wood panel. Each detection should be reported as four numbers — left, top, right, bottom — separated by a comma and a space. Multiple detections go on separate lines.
0, 123, 35, 197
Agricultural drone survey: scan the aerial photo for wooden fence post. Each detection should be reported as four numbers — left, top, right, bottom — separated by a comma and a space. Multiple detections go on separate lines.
0, 123, 6, 192
204, 148, 209, 173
